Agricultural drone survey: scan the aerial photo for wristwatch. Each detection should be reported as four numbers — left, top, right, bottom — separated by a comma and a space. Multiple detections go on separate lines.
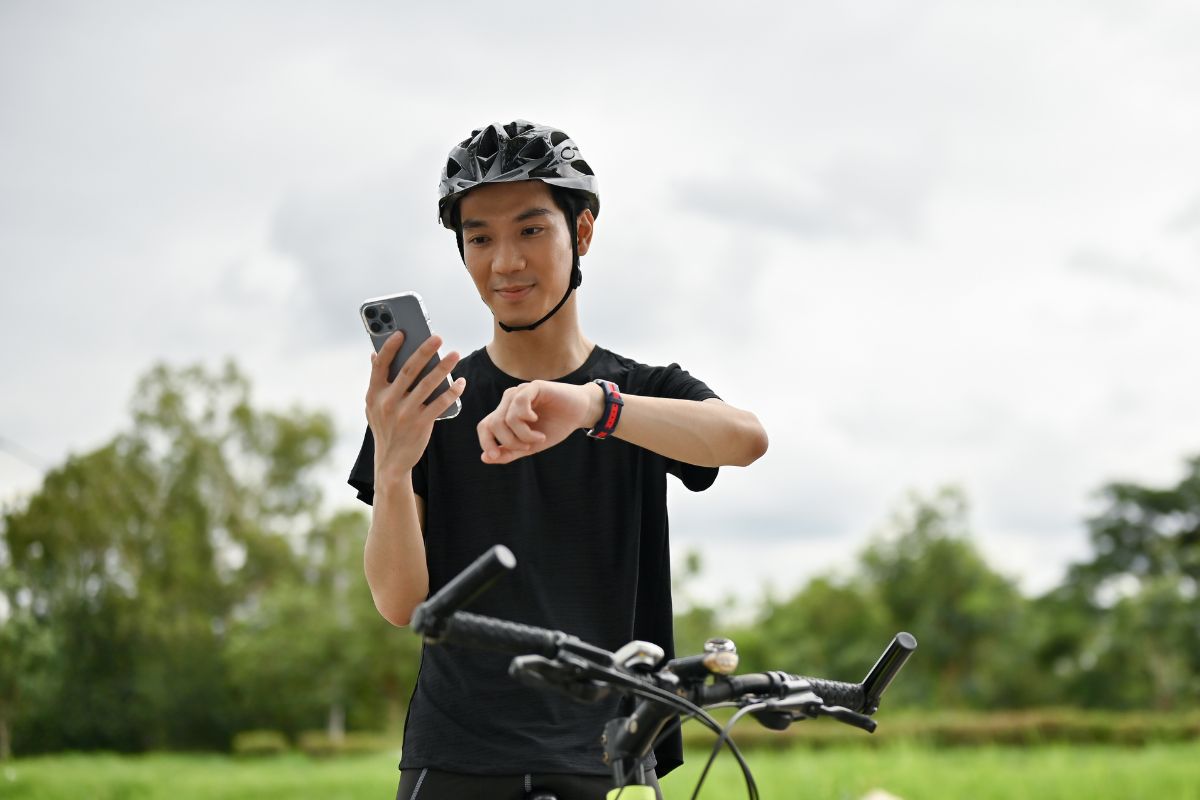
586, 379, 624, 439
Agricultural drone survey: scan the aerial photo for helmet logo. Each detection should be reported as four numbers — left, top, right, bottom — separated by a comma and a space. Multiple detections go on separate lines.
560, 147, 575, 160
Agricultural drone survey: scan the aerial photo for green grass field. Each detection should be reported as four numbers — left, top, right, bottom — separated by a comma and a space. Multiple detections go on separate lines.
3, 745, 1198, 799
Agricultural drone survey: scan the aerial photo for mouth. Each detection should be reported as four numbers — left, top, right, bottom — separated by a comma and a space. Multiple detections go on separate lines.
494, 284, 534, 302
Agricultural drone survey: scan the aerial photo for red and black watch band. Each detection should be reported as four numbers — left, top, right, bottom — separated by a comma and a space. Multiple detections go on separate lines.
586, 379, 624, 439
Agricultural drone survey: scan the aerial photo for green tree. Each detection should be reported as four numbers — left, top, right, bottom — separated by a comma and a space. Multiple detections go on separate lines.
1074, 455, 1200, 589
858, 487, 1032, 708
225, 509, 422, 738
671, 549, 723, 658
1039, 456, 1200, 709
734, 574, 889, 687
1, 361, 333, 753
725, 488, 1034, 709
0, 562, 55, 760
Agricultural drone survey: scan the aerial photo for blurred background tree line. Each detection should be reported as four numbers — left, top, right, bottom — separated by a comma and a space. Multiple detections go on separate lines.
1, 363, 1198, 758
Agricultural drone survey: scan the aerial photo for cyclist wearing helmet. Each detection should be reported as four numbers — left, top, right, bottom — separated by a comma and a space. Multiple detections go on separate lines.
350, 121, 768, 799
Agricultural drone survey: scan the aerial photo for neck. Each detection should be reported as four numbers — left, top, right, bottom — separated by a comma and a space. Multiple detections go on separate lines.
486, 296, 593, 381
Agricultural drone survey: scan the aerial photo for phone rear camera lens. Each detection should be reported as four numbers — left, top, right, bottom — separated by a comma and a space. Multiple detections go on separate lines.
369, 322, 382, 333
380, 312, 393, 324
365, 307, 378, 319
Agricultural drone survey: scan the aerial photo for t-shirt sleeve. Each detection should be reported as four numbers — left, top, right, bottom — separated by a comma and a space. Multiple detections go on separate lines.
630, 363, 721, 493
347, 426, 428, 505
348, 427, 376, 505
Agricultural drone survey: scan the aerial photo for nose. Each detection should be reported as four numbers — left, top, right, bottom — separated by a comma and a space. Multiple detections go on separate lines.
491, 236, 526, 275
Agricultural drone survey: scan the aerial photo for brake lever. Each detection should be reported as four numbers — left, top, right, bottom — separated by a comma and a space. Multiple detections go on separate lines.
509, 654, 611, 704
818, 704, 877, 732
749, 688, 823, 731
751, 692, 878, 733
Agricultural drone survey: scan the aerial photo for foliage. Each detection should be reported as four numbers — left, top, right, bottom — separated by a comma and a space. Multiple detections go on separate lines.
1073, 455, 1200, 588
1033, 457, 1200, 710
679, 709, 1200, 750
1, 361, 336, 753
295, 730, 397, 757
4, 358, 1200, 758
728, 487, 1033, 710
231, 730, 290, 757
224, 510, 421, 739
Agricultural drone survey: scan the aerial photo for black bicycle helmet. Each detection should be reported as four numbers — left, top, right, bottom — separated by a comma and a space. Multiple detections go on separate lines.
438, 120, 599, 229
438, 120, 600, 333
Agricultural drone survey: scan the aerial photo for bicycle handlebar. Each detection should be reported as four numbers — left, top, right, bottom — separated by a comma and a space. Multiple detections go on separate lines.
411, 545, 516, 636
438, 610, 563, 657
696, 671, 865, 712
412, 546, 915, 730
409, 546, 916, 800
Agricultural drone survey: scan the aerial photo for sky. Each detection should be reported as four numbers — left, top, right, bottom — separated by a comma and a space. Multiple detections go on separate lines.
2, 1, 1198, 607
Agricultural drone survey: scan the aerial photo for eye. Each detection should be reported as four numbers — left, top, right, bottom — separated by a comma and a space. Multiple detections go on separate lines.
468, 234, 490, 246
522, 226, 544, 236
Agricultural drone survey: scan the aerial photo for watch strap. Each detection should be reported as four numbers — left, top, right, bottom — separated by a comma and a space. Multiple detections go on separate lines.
586, 379, 624, 439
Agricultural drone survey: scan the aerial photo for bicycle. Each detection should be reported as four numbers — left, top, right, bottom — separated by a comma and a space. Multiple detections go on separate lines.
410, 545, 917, 800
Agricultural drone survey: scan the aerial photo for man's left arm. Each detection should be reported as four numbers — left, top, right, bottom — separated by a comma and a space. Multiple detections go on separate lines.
606, 394, 767, 468
476, 381, 768, 468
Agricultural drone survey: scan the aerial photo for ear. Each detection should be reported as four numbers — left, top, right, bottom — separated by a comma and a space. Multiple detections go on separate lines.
575, 208, 595, 257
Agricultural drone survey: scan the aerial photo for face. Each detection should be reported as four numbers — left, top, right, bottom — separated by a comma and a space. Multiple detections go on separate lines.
458, 180, 593, 327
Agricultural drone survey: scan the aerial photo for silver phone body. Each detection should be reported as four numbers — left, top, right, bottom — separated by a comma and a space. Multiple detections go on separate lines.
360, 291, 461, 421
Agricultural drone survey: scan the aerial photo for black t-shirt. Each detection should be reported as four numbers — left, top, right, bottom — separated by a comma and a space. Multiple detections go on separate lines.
349, 345, 719, 776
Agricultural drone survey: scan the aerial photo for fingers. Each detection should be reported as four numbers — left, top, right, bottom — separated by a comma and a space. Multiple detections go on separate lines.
409, 349, 461, 407
478, 410, 525, 457
476, 385, 546, 463
413, 364, 465, 422
392, 334, 445, 393
369, 330, 405, 389
481, 446, 527, 466
477, 391, 519, 460
504, 390, 544, 445
428, 376, 466, 419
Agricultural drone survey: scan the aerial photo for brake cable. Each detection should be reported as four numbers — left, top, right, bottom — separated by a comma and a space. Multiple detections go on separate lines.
577, 662, 759, 799
689, 702, 770, 800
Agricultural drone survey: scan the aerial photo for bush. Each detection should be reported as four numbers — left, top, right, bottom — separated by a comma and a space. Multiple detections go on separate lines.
679, 710, 1200, 750
296, 731, 399, 757
231, 730, 290, 757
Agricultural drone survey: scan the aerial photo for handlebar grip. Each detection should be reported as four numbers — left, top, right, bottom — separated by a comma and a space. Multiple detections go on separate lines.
696, 672, 777, 704
438, 611, 563, 657
411, 545, 516, 635
793, 676, 865, 712
861, 632, 918, 713
697, 672, 864, 711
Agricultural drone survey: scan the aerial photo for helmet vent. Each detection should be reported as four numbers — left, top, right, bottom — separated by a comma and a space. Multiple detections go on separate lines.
477, 126, 500, 159
549, 131, 568, 147
517, 137, 550, 161
571, 159, 594, 176
503, 121, 521, 138
445, 158, 462, 179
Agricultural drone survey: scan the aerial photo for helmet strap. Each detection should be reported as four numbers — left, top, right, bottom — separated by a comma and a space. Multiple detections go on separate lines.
498, 233, 582, 333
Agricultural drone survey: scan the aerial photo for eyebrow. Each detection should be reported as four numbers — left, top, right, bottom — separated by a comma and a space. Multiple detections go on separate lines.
461, 206, 552, 230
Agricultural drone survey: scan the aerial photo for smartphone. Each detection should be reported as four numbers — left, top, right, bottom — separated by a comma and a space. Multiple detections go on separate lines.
360, 292, 461, 420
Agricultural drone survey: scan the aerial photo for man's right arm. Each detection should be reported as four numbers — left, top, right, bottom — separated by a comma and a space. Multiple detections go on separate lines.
364, 473, 429, 627
361, 330, 465, 627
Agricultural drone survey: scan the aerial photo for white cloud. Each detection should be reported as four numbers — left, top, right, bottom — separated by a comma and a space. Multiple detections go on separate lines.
4, 1, 1200, 603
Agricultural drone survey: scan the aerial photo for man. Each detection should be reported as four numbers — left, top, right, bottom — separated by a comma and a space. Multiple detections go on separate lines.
350, 120, 768, 799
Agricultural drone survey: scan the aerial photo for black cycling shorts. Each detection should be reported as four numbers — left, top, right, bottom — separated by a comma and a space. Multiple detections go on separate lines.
396, 767, 663, 800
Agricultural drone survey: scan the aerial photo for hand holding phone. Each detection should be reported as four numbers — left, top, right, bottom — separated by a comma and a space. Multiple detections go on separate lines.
361, 292, 462, 421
